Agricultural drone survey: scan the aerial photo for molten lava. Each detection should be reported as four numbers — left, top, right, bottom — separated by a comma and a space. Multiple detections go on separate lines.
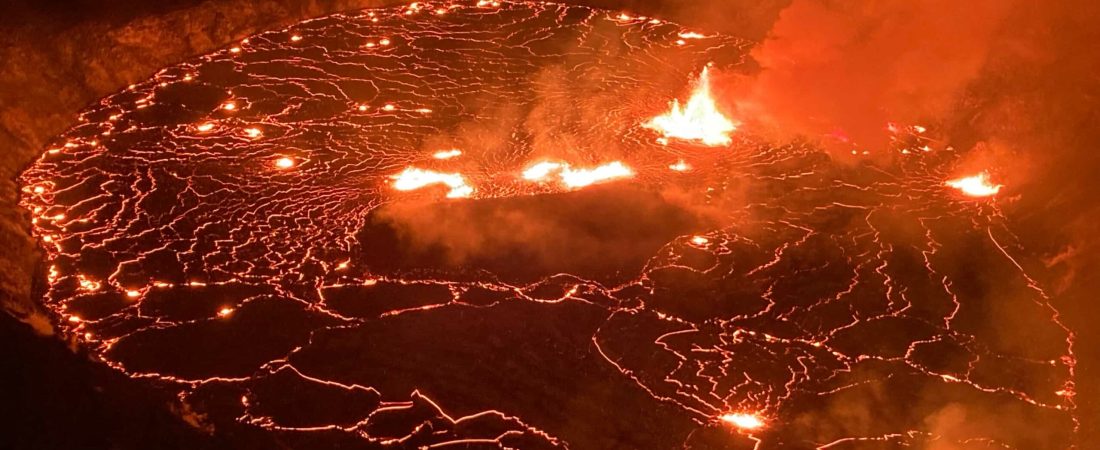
645, 67, 737, 146
520, 161, 633, 188
521, 161, 565, 181
669, 160, 691, 172
432, 149, 463, 159
945, 172, 1002, 197
560, 162, 633, 188
18, 2, 1078, 449
390, 167, 473, 198
719, 413, 765, 431
274, 157, 296, 169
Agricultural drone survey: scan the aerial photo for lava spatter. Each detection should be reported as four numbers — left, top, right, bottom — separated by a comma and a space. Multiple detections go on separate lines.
19, 1, 1076, 449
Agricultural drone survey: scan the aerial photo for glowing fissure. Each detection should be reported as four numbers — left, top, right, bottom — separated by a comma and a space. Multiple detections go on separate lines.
432, 149, 463, 159
945, 172, 1002, 197
719, 413, 765, 431
390, 167, 473, 198
521, 160, 634, 188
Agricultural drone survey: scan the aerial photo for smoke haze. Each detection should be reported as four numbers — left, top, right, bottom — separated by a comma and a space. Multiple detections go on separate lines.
705, 0, 1100, 445
729, 0, 1011, 151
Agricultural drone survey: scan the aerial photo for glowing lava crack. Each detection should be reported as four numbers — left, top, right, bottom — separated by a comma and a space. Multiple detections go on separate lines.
20, 1, 1076, 449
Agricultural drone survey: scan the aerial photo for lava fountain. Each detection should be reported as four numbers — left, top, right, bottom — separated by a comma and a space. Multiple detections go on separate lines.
390, 167, 474, 198
945, 171, 1003, 197
521, 160, 634, 189
645, 66, 738, 146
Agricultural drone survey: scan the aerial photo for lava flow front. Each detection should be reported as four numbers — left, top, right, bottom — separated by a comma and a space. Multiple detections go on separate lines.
19, 1, 1076, 449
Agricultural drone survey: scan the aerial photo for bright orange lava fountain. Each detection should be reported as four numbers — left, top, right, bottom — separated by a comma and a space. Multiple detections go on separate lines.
390, 167, 473, 198
945, 172, 1002, 197
433, 149, 463, 159
520, 160, 633, 188
719, 413, 765, 431
274, 157, 297, 169
645, 67, 737, 146
560, 162, 633, 188
521, 161, 565, 181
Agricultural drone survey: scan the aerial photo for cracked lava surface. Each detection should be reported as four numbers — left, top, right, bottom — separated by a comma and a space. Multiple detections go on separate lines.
19, 1, 1076, 449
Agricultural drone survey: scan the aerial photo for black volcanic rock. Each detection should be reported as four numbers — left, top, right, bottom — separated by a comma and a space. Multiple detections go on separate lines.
356, 184, 709, 283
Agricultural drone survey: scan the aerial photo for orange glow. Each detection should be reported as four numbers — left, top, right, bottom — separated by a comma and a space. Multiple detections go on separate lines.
243, 127, 262, 138
218, 307, 234, 317
390, 167, 473, 198
290, 35, 303, 42
719, 413, 765, 431
383, 103, 396, 111
521, 161, 565, 181
945, 172, 1002, 197
275, 157, 297, 169
222, 102, 237, 111
669, 160, 691, 172
678, 32, 707, 39
690, 236, 709, 245
125, 289, 141, 298
433, 149, 463, 159
77, 275, 100, 291
196, 122, 216, 132
645, 67, 737, 146
521, 161, 633, 188
559, 162, 633, 188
